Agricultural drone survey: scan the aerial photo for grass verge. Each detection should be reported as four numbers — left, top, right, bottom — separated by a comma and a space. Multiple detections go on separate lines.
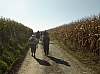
51, 37, 100, 74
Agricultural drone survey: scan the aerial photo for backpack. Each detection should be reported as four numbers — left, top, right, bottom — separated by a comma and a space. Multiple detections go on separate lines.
30, 37, 37, 44
43, 35, 50, 43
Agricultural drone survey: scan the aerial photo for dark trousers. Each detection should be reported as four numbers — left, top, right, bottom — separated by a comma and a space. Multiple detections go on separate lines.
30, 44, 36, 53
44, 42, 49, 55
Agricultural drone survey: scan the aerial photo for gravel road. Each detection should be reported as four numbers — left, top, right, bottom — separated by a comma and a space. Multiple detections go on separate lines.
16, 41, 95, 74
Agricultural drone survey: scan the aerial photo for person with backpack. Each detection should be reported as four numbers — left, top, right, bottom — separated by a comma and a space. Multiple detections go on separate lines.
29, 34, 38, 58
43, 33, 50, 56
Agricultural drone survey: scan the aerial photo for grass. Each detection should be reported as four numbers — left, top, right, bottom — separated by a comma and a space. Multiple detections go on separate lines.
50, 37, 100, 74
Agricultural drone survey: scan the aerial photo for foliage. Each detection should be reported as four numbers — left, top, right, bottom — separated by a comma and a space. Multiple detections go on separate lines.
0, 60, 8, 73
0, 17, 33, 74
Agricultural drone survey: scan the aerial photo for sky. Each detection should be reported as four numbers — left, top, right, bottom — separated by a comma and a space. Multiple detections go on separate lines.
0, 0, 100, 32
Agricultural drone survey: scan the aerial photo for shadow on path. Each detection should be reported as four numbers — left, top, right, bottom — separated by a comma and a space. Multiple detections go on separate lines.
34, 57, 51, 66
47, 56, 71, 66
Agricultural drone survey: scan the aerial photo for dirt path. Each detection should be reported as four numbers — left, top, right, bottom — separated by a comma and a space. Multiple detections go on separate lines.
16, 41, 95, 74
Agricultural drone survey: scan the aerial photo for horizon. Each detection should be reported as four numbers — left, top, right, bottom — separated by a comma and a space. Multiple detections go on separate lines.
0, 0, 100, 32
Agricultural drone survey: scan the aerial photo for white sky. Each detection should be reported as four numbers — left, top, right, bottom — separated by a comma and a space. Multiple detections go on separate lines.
0, 0, 100, 32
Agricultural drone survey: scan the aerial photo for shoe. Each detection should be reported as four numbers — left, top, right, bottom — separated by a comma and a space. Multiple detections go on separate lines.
34, 55, 36, 58
47, 55, 49, 57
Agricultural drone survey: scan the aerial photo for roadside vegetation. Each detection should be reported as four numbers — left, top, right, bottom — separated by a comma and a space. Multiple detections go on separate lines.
0, 17, 33, 74
48, 14, 100, 74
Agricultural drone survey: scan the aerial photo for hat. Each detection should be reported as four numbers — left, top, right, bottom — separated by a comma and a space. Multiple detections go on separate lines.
32, 34, 35, 37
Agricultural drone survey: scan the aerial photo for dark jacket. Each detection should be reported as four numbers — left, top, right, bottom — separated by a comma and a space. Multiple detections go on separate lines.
36, 31, 40, 39
43, 35, 50, 43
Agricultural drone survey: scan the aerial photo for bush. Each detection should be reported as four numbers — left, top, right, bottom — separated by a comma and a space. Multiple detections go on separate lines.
0, 17, 33, 73
0, 60, 8, 73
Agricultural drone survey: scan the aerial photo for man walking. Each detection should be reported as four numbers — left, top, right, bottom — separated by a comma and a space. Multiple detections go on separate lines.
36, 30, 40, 43
43, 34, 50, 56
29, 35, 38, 58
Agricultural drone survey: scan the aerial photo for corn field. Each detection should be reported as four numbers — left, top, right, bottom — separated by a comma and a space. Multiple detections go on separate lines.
48, 14, 100, 56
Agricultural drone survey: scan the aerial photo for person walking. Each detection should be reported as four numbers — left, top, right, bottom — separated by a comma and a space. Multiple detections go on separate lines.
29, 34, 38, 58
36, 30, 40, 48
36, 30, 40, 43
43, 34, 50, 56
